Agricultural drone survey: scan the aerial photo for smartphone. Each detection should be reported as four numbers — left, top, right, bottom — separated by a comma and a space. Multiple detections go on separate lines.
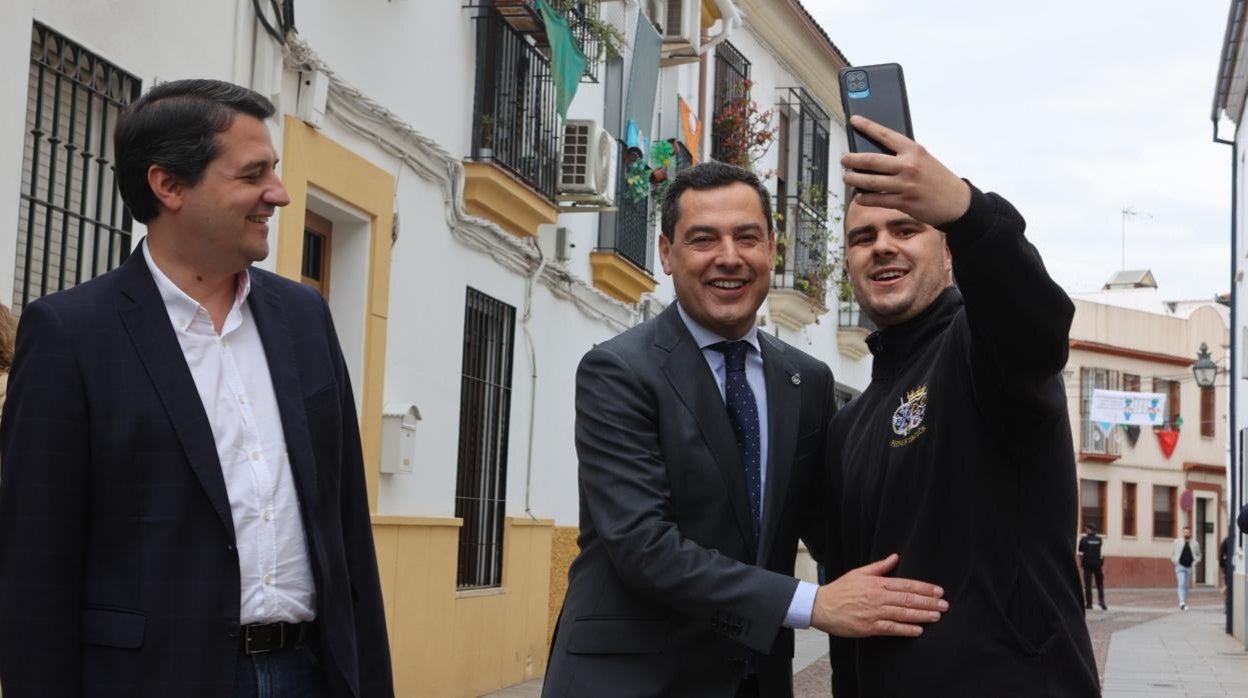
839, 63, 913, 156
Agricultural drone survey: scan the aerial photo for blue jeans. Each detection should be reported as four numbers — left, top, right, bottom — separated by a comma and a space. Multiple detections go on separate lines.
233, 645, 328, 698
1175, 565, 1192, 606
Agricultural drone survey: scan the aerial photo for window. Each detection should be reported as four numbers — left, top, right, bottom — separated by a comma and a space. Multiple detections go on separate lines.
773, 88, 832, 305
711, 41, 750, 164
1200, 386, 1215, 437
1153, 378, 1181, 430
300, 210, 332, 298
14, 22, 141, 310
1123, 373, 1141, 392
1122, 482, 1137, 536
454, 288, 517, 588
1153, 485, 1176, 538
1080, 368, 1121, 456
1080, 479, 1106, 535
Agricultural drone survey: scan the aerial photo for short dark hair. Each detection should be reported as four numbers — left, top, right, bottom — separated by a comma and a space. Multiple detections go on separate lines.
1085, 523, 1097, 533
114, 79, 275, 223
660, 161, 772, 241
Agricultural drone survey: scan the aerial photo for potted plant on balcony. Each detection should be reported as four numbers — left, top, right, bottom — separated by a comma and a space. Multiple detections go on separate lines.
478, 114, 495, 160
555, 0, 628, 61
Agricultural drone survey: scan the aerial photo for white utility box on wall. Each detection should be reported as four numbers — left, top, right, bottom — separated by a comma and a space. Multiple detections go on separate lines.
380, 403, 421, 474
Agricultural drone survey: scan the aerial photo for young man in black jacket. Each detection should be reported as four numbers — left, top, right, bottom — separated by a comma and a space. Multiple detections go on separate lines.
824, 115, 1098, 696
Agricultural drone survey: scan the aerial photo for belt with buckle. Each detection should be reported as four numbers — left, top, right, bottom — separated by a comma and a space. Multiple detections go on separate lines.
240, 621, 316, 655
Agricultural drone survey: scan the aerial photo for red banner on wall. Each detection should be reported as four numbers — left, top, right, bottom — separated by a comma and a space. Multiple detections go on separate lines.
1156, 430, 1179, 459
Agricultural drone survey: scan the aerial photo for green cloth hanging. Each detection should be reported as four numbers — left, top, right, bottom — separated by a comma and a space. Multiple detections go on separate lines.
536, 0, 587, 121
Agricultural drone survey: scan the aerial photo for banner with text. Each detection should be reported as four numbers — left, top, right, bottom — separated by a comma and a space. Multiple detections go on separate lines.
1090, 389, 1167, 426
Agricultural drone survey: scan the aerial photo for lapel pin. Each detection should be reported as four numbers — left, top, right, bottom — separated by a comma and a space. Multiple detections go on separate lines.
791, 374, 801, 386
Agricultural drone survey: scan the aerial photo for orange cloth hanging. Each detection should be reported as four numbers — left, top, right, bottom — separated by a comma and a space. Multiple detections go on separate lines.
679, 96, 702, 163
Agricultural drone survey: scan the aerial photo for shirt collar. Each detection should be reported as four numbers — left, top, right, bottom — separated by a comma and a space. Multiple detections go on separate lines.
676, 302, 761, 355
141, 238, 251, 333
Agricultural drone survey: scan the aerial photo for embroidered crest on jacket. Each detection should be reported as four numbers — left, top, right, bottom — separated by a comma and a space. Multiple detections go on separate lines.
890, 385, 928, 447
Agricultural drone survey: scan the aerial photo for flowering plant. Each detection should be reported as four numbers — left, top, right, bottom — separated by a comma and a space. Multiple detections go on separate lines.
713, 80, 776, 173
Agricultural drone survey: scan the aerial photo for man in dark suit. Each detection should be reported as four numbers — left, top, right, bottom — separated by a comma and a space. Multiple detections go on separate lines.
543, 162, 947, 698
0, 79, 392, 697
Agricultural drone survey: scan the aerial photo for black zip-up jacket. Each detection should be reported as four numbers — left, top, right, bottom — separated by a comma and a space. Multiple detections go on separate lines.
826, 186, 1099, 696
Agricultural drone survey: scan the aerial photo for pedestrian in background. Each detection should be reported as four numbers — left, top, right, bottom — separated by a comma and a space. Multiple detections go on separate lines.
0, 302, 15, 419
1171, 525, 1202, 610
1077, 523, 1107, 611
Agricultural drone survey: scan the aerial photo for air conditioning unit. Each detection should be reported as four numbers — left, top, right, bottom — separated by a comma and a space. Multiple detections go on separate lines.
559, 119, 617, 206
649, 0, 700, 52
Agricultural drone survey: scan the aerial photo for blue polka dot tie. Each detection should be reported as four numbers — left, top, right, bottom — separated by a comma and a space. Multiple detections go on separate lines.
712, 341, 761, 541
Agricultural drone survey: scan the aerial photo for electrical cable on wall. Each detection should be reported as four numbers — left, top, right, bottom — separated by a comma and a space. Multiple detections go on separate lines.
283, 34, 637, 332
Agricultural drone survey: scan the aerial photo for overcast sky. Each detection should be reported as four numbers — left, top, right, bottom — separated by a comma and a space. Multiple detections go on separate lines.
804, 0, 1233, 300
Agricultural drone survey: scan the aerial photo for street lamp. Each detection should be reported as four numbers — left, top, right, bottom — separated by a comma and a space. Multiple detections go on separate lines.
1194, 342, 1218, 388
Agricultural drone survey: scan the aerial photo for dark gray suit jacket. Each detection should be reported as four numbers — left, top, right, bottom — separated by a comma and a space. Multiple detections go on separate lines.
0, 252, 392, 697
543, 305, 836, 698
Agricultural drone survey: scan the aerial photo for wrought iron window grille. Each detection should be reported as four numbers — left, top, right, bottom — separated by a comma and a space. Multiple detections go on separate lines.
455, 288, 517, 589
777, 87, 831, 217
711, 41, 751, 164
14, 22, 141, 310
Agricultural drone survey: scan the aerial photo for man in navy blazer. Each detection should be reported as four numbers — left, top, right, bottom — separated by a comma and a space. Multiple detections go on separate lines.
0, 80, 392, 696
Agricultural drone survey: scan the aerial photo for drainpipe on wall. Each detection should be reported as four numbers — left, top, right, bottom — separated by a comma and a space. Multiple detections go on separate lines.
522, 244, 549, 522
1213, 114, 1239, 639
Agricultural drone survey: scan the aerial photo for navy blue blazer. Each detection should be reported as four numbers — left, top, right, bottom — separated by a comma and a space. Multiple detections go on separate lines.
0, 251, 393, 697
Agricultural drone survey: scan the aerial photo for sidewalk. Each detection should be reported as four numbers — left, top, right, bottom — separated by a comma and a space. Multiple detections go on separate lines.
482, 589, 1248, 697
1102, 603, 1248, 697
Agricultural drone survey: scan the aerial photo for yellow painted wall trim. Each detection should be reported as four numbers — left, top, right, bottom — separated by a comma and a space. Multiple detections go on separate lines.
374, 517, 555, 696
509, 516, 556, 528
456, 586, 508, 599
279, 116, 394, 512
462, 161, 559, 238
589, 251, 657, 304
701, 0, 722, 28
371, 515, 464, 528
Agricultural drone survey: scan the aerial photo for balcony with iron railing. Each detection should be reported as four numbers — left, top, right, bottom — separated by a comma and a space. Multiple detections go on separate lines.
472, 8, 561, 200
772, 195, 828, 301
768, 195, 831, 330
591, 142, 658, 304
464, 7, 562, 238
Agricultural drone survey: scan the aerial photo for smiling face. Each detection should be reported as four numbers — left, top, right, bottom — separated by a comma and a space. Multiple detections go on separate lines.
659, 182, 776, 339
844, 199, 952, 328
162, 114, 290, 275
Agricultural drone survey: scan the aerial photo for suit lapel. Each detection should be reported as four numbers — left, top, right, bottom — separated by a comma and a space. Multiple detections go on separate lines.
655, 306, 756, 555
757, 333, 800, 565
116, 253, 235, 539
247, 272, 319, 514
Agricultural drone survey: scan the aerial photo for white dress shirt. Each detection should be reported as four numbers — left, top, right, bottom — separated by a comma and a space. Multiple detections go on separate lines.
676, 304, 818, 629
143, 242, 315, 625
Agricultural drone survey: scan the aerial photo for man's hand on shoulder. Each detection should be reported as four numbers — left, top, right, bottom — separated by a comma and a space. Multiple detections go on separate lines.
840, 115, 971, 227
811, 553, 947, 638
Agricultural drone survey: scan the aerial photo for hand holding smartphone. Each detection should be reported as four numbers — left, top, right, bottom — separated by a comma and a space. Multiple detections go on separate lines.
839, 63, 913, 157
